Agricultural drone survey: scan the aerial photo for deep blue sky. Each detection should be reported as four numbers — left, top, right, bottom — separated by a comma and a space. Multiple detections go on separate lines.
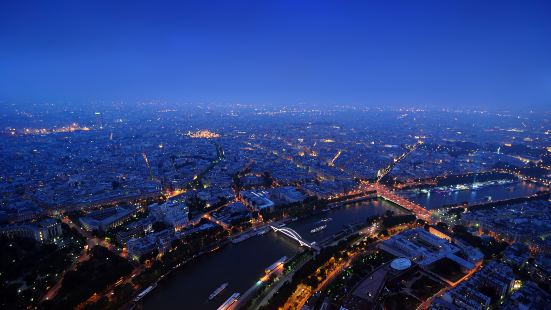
1, 0, 550, 109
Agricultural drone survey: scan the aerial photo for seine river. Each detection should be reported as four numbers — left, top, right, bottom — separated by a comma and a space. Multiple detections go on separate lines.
142, 198, 404, 309
140, 180, 546, 309
401, 180, 547, 210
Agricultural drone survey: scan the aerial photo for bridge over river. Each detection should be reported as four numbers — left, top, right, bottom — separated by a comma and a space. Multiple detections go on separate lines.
352, 182, 433, 222
270, 225, 320, 252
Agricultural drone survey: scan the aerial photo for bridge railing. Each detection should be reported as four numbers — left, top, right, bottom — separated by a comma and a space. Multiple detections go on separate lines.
271, 226, 312, 248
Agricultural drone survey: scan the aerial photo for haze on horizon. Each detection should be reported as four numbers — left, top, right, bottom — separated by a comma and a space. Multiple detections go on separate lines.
1, 0, 550, 110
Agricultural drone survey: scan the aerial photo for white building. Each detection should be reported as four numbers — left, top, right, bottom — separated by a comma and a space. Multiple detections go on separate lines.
149, 200, 189, 230
0, 218, 62, 242
239, 190, 275, 212
127, 229, 174, 260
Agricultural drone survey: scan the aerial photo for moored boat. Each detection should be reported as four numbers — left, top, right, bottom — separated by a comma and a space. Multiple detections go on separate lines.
209, 282, 228, 300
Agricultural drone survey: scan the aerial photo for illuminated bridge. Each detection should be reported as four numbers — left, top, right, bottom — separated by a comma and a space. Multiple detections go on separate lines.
374, 183, 432, 222
271, 226, 318, 250
358, 182, 432, 222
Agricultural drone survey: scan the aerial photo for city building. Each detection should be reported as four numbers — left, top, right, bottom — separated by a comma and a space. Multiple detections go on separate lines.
239, 190, 275, 212
341, 258, 417, 310
149, 199, 189, 230
434, 261, 515, 310
79, 206, 136, 232
529, 254, 551, 285
0, 218, 62, 242
502, 243, 530, 267
501, 281, 551, 310
115, 216, 155, 244
268, 186, 307, 205
0, 201, 43, 224
379, 228, 475, 271
127, 229, 174, 260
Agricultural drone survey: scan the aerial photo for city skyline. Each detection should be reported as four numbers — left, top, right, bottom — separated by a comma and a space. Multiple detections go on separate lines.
0, 2, 550, 310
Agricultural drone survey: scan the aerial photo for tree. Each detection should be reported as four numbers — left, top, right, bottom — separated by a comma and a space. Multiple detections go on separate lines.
47, 246, 133, 309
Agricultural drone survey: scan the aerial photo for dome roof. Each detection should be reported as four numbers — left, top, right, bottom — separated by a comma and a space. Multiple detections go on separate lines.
390, 258, 412, 271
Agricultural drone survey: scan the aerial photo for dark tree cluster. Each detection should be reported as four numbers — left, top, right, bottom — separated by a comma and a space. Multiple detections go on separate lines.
0, 224, 84, 309
43, 246, 133, 309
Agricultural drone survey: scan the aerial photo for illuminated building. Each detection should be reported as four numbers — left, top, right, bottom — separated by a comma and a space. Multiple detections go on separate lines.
187, 130, 221, 139
0, 218, 62, 242
79, 206, 135, 232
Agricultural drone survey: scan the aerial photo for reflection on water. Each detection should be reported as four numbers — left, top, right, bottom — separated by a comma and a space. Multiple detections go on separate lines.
402, 181, 546, 210
286, 199, 408, 243
142, 198, 404, 309
143, 233, 300, 310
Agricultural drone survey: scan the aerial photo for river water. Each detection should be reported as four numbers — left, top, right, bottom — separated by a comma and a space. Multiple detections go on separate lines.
142, 198, 404, 309
400, 180, 547, 210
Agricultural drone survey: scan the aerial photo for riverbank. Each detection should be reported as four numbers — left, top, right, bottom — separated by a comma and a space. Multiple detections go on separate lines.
140, 198, 406, 309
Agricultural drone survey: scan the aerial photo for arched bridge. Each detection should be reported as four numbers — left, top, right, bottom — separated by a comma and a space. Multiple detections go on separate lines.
271, 225, 314, 249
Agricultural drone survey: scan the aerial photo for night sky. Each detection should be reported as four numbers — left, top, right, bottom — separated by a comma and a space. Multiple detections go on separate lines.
1, 0, 550, 108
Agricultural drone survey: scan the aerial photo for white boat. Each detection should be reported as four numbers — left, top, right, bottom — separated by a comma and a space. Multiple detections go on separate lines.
132, 283, 157, 303
265, 256, 287, 274
310, 225, 327, 233
209, 282, 228, 300
218, 293, 240, 310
